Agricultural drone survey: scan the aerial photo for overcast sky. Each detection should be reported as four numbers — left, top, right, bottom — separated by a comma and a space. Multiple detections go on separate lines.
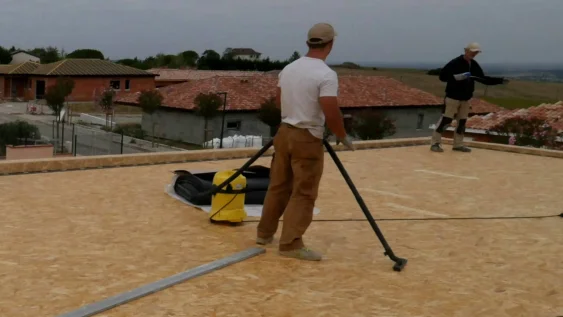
1, 0, 562, 65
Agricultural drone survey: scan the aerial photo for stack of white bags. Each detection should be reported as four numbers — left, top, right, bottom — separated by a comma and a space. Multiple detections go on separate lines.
204, 135, 264, 149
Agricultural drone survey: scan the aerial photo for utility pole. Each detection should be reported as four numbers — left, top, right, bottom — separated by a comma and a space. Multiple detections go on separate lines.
216, 92, 228, 149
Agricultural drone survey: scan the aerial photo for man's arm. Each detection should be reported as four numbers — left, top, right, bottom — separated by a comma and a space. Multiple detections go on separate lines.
439, 59, 456, 83
275, 87, 281, 109
472, 62, 506, 85
318, 71, 346, 139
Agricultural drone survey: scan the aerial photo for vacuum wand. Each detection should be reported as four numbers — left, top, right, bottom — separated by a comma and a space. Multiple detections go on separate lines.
323, 139, 408, 272
200, 140, 274, 197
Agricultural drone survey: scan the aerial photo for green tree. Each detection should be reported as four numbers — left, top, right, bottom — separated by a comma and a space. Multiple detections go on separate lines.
0, 46, 12, 64
180, 50, 199, 67
197, 50, 221, 69
194, 92, 223, 144
257, 96, 281, 137
95, 87, 117, 128
350, 110, 396, 140
0, 121, 41, 156
288, 51, 301, 62
138, 89, 164, 146
66, 49, 105, 59
30, 46, 61, 63
45, 78, 75, 148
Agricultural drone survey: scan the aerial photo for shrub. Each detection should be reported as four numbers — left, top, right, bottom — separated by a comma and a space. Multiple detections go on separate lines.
488, 115, 560, 149
350, 111, 396, 140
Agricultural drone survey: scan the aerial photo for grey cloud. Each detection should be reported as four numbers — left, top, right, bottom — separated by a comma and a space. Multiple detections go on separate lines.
0, 0, 561, 65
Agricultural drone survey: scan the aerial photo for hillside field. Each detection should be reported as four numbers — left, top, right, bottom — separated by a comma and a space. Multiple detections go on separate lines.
332, 67, 563, 109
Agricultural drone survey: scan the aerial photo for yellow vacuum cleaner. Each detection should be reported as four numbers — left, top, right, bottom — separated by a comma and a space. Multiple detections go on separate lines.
209, 169, 247, 224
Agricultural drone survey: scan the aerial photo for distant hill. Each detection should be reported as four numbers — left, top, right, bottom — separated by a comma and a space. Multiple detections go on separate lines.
338, 61, 563, 83
330, 66, 563, 109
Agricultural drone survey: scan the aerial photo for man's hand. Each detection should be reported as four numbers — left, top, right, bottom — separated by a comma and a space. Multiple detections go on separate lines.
337, 135, 355, 151
454, 72, 471, 81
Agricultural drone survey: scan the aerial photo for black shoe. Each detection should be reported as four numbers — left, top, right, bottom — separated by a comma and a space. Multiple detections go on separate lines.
453, 146, 471, 152
430, 143, 444, 152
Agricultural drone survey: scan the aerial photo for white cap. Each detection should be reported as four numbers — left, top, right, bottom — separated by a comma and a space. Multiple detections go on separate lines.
465, 42, 482, 52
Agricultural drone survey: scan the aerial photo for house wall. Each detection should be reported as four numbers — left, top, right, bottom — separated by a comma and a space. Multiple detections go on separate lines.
0, 77, 5, 98
36, 77, 155, 102
10, 53, 40, 64
5, 144, 54, 160
343, 107, 443, 139
234, 55, 260, 61
143, 106, 443, 146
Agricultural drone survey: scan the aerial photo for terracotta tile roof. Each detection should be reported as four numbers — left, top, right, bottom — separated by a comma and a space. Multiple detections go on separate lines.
147, 68, 265, 81
337, 75, 443, 107
468, 98, 504, 114
463, 101, 563, 131
0, 64, 17, 74
0, 61, 39, 75
117, 76, 278, 111
230, 48, 261, 55
116, 75, 444, 111
31, 59, 155, 76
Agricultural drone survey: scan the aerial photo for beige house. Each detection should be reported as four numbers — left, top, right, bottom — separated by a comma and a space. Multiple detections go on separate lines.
9, 51, 40, 64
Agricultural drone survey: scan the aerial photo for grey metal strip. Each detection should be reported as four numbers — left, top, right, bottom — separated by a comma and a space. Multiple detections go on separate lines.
56, 247, 266, 317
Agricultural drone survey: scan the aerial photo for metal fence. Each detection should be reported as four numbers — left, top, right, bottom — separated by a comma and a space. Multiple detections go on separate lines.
50, 121, 184, 156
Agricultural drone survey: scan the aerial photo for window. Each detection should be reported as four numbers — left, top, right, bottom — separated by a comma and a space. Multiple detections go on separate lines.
416, 113, 424, 130
227, 121, 241, 130
110, 80, 121, 90
125, 80, 130, 91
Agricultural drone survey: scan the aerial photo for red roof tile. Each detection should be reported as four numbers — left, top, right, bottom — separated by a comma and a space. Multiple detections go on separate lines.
230, 48, 261, 55
468, 98, 504, 114
463, 101, 563, 131
116, 75, 444, 111
147, 68, 265, 81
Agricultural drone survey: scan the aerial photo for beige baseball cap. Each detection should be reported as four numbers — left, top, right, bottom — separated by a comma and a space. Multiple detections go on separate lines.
307, 23, 337, 44
465, 42, 482, 52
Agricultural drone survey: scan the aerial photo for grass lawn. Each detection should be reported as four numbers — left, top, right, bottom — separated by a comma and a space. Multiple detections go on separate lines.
332, 67, 563, 109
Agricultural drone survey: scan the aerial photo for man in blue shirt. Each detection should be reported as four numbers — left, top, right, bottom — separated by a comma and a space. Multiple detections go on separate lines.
431, 42, 509, 153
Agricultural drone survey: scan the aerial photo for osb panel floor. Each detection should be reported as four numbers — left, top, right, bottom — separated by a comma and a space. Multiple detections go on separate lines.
0, 145, 561, 317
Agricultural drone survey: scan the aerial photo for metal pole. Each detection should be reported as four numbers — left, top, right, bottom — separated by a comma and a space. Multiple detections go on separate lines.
72, 123, 75, 154
74, 135, 77, 156
120, 133, 124, 154
219, 92, 227, 149
61, 119, 65, 153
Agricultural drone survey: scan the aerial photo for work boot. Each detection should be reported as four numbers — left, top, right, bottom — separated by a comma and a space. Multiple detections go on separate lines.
430, 143, 444, 152
453, 146, 472, 152
279, 247, 322, 261
256, 236, 274, 245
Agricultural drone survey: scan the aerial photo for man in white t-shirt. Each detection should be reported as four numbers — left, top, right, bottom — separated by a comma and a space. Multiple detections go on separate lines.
256, 22, 353, 261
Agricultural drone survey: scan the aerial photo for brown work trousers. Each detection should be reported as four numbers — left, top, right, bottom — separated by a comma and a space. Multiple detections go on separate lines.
257, 123, 324, 251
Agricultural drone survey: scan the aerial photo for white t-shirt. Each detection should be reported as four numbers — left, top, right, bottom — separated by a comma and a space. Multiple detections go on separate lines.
278, 56, 339, 139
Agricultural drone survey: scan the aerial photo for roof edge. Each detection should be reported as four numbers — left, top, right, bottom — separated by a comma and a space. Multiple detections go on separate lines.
1, 137, 561, 176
